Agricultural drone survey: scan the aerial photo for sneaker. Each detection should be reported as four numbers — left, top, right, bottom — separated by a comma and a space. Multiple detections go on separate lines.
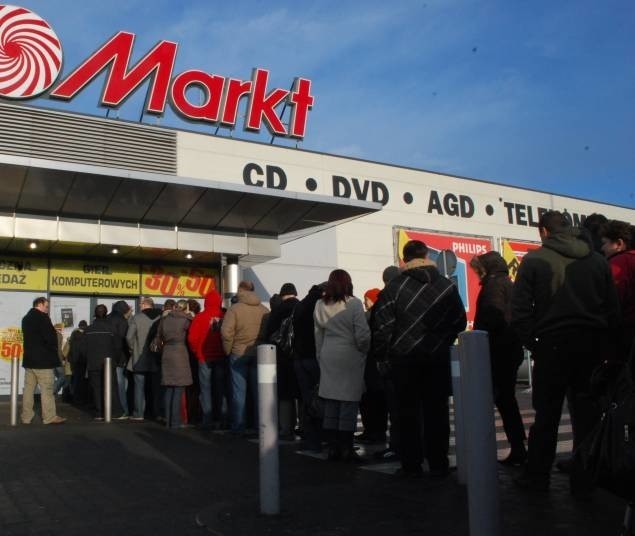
498, 452, 527, 467
44, 416, 66, 425
114, 414, 130, 420
93, 417, 104, 422
130, 417, 144, 422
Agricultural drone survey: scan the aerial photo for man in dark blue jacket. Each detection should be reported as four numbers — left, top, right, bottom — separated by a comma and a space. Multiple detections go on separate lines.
21, 297, 66, 424
372, 240, 467, 477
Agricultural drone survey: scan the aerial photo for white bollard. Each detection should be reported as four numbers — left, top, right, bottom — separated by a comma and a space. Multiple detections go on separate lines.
257, 344, 279, 515
450, 346, 467, 484
458, 330, 500, 536
104, 357, 112, 423
10, 356, 19, 426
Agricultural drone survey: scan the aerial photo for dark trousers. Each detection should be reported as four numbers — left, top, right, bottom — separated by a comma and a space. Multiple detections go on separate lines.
391, 356, 451, 472
527, 329, 604, 477
383, 376, 401, 452
165, 386, 184, 428
294, 358, 321, 449
491, 347, 526, 451
88, 366, 123, 418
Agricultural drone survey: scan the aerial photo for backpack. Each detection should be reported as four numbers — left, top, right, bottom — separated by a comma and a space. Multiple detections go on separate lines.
572, 358, 635, 499
270, 310, 295, 356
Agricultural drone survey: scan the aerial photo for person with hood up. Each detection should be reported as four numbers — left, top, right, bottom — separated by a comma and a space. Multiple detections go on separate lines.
221, 280, 269, 433
108, 300, 132, 419
511, 210, 620, 491
126, 297, 162, 421
470, 251, 526, 465
314, 269, 371, 462
187, 290, 227, 429
372, 240, 467, 478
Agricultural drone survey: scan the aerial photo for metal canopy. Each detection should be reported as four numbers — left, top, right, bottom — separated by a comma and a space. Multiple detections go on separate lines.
0, 156, 379, 238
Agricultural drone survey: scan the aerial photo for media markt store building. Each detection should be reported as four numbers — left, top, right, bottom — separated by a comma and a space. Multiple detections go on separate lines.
1, 4, 634, 394
0, 101, 378, 393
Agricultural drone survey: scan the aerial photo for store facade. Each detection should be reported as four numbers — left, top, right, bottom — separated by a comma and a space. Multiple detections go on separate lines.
1, 4, 633, 394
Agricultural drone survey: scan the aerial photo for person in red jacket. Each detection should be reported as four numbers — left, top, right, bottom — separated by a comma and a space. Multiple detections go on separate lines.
187, 290, 227, 429
600, 219, 635, 359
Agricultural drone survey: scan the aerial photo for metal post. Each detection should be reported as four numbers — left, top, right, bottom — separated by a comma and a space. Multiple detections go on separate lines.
450, 346, 467, 484
104, 357, 112, 423
10, 356, 19, 426
458, 330, 500, 536
257, 344, 279, 515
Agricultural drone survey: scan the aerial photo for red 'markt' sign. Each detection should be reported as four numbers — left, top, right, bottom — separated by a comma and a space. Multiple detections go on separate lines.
0, 5, 315, 139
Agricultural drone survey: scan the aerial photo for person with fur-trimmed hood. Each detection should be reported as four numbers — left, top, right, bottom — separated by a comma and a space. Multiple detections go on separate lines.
372, 240, 467, 478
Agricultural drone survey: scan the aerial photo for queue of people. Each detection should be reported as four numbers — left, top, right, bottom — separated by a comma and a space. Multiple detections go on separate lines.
18, 211, 634, 496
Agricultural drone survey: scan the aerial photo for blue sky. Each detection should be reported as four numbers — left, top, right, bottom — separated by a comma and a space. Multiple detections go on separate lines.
8, 0, 635, 209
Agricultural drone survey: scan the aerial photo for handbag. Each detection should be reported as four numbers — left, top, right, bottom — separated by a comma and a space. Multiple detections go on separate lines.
572, 361, 635, 499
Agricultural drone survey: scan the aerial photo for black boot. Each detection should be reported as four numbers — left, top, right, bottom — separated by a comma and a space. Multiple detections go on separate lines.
340, 431, 364, 463
326, 429, 341, 461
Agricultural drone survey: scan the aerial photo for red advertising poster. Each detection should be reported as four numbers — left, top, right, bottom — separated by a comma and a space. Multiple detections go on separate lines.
500, 239, 540, 281
397, 228, 493, 327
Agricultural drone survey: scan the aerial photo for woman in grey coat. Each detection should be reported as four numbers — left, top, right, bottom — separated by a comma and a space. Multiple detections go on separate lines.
314, 269, 371, 461
159, 299, 192, 429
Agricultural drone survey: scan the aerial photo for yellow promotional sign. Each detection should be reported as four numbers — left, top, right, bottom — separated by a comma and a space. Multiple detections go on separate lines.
0, 257, 48, 291
0, 327, 23, 362
50, 260, 140, 295
141, 265, 219, 297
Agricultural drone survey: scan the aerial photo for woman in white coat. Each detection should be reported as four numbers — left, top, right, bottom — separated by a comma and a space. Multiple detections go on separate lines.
314, 269, 371, 461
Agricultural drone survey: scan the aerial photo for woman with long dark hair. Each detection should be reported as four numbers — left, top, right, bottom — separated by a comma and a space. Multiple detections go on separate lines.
314, 269, 371, 461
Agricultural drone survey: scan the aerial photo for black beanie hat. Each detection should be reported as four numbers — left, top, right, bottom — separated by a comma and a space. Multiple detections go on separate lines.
279, 283, 297, 296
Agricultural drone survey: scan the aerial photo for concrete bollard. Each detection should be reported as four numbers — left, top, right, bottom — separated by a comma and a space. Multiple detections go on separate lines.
450, 346, 467, 484
104, 357, 112, 423
257, 344, 280, 515
457, 330, 500, 536
10, 356, 19, 426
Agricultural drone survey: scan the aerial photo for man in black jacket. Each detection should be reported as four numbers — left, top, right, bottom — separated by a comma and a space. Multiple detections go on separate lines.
21, 297, 66, 425
512, 210, 620, 491
108, 300, 132, 419
81, 304, 123, 420
372, 240, 467, 477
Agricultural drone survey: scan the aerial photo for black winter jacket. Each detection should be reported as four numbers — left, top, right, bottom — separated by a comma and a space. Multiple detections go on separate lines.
372, 260, 467, 362
21, 308, 60, 369
80, 318, 116, 372
107, 301, 130, 367
511, 230, 620, 349
292, 286, 323, 360
473, 252, 523, 365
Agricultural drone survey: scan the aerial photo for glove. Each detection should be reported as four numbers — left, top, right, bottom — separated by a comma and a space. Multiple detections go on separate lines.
376, 359, 392, 378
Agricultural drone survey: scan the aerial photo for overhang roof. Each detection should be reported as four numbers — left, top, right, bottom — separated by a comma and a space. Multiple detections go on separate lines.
0, 154, 379, 239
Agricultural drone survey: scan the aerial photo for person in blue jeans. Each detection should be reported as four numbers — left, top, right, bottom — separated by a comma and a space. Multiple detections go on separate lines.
221, 281, 268, 433
108, 300, 133, 419
126, 297, 162, 421
187, 290, 229, 429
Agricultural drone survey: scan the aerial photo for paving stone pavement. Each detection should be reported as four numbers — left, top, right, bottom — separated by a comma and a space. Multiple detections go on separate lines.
0, 398, 630, 536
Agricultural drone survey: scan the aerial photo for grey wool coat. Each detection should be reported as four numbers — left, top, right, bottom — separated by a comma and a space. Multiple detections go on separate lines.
159, 310, 192, 387
314, 296, 371, 402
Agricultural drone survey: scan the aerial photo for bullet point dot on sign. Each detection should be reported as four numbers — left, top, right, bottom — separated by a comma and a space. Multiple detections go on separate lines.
306, 178, 317, 191
486, 205, 494, 216
403, 192, 414, 204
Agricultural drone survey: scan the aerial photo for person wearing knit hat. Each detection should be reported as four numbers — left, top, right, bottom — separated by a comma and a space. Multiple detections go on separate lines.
279, 283, 298, 297
363, 288, 381, 312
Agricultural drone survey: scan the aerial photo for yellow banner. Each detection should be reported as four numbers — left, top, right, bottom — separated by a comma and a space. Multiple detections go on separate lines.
141, 265, 219, 297
50, 260, 140, 295
0, 257, 48, 291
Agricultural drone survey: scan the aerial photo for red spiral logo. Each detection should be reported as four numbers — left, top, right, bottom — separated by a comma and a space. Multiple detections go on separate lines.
0, 4, 62, 98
